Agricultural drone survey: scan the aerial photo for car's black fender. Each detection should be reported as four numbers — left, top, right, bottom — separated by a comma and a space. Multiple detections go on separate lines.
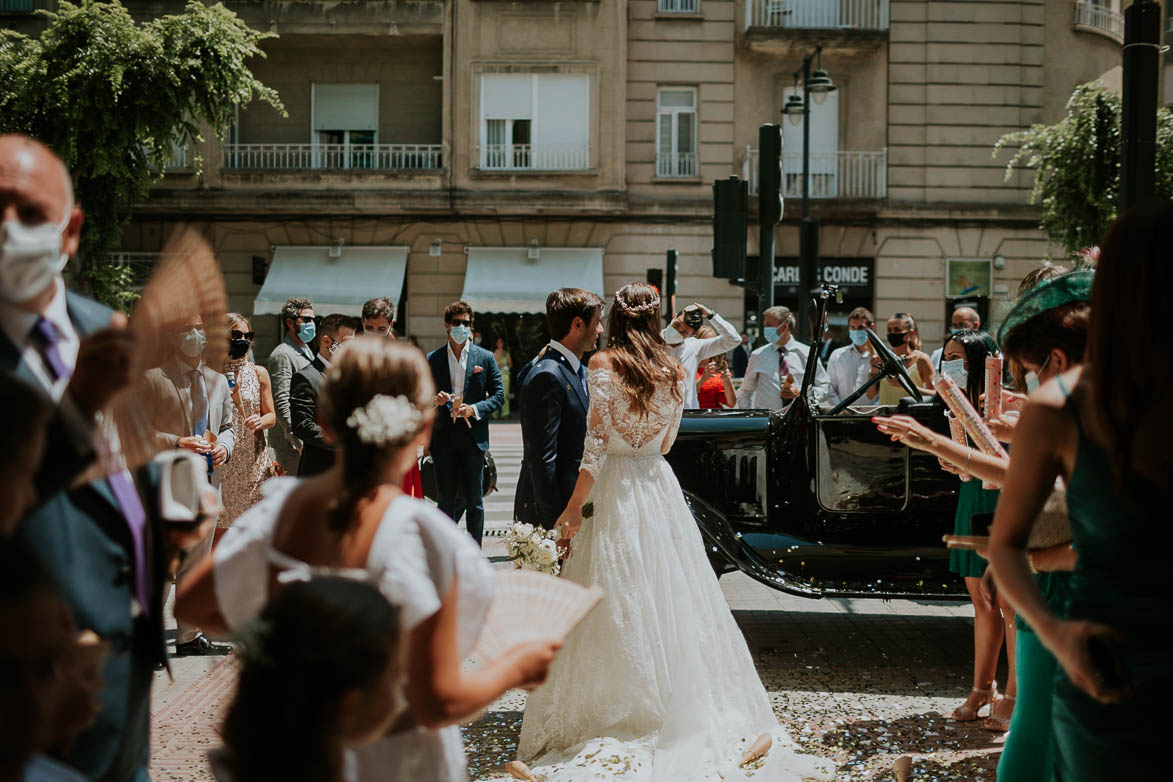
683, 490, 823, 599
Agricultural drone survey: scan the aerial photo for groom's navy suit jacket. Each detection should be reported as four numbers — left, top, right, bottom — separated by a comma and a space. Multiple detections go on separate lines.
515, 347, 589, 530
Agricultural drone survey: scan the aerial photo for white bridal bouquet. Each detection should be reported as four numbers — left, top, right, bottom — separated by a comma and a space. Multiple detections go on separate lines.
504, 522, 562, 576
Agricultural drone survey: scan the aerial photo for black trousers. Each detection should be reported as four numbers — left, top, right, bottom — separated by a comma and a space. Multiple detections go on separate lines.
431, 445, 485, 545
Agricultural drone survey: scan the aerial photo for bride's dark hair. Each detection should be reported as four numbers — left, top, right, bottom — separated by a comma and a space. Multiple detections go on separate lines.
604, 282, 682, 415
319, 338, 434, 530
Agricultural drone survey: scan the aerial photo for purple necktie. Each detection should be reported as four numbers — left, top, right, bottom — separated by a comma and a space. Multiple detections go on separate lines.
107, 470, 151, 617
32, 317, 70, 382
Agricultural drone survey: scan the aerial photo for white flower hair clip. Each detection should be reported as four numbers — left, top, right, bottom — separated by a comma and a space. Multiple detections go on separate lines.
615, 289, 660, 314
346, 394, 423, 447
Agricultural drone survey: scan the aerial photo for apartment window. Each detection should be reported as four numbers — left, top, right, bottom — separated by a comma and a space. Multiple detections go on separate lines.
312, 84, 379, 169
480, 73, 590, 170
656, 88, 697, 178
658, 0, 700, 13
781, 86, 839, 197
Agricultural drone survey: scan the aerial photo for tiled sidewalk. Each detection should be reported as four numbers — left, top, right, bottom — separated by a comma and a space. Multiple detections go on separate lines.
150, 423, 995, 780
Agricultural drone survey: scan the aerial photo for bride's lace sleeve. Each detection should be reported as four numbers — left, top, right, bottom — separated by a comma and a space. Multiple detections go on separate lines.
662, 380, 685, 453
581, 368, 613, 479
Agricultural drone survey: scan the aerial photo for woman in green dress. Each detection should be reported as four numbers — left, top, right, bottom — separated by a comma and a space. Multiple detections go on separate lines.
991, 269, 1090, 779
933, 330, 1017, 729
875, 272, 1089, 775
492, 337, 512, 419
989, 201, 1172, 779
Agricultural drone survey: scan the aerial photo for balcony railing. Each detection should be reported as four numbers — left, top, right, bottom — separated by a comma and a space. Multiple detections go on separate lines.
741, 146, 887, 199
477, 143, 591, 171
745, 0, 889, 31
659, 0, 700, 13
656, 152, 699, 178
222, 143, 443, 171
1072, 1, 1123, 42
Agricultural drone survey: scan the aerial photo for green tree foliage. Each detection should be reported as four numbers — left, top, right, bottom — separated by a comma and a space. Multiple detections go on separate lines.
995, 81, 1173, 254
0, 1, 283, 309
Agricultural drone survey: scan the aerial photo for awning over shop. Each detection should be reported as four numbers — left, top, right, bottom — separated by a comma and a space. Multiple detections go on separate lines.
461, 247, 605, 314
253, 246, 408, 317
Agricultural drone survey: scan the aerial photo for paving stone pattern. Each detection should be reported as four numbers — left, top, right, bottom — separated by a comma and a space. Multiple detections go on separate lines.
152, 423, 1001, 780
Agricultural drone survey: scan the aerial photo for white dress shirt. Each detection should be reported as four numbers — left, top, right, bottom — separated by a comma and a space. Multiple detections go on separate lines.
546, 339, 582, 374
0, 278, 80, 402
663, 313, 741, 409
446, 340, 479, 419
826, 343, 874, 405
736, 335, 830, 410
930, 346, 943, 373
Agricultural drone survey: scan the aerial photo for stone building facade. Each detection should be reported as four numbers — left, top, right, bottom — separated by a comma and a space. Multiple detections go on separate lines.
2, 0, 1142, 356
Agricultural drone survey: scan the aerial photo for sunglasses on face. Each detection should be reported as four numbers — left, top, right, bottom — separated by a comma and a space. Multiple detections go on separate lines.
295, 315, 315, 323
231, 330, 255, 341
449, 319, 472, 327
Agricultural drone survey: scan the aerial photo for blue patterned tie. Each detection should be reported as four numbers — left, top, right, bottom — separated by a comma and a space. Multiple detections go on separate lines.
189, 370, 212, 476
577, 362, 589, 403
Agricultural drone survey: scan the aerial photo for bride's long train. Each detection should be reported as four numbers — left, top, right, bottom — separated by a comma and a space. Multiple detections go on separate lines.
501, 444, 834, 781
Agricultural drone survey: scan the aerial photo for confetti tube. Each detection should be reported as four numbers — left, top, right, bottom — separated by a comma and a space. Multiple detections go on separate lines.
985, 355, 1004, 422
945, 412, 973, 482
934, 375, 1008, 461
740, 733, 773, 767
893, 756, 913, 782
506, 761, 540, 781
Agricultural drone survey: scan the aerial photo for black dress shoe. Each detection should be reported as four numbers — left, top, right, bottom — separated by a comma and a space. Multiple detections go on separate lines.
174, 634, 232, 657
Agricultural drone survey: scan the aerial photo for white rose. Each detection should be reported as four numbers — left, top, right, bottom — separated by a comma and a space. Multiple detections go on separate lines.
512, 522, 535, 540
536, 538, 559, 566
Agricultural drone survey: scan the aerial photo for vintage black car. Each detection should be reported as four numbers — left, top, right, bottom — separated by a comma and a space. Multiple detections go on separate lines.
666, 287, 967, 600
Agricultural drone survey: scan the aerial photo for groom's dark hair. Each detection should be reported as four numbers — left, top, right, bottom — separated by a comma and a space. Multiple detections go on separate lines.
546, 288, 605, 341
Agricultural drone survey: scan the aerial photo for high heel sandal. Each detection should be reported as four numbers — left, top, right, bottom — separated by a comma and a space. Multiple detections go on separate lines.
951, 681, 998, 722
982, 694, 1016, 733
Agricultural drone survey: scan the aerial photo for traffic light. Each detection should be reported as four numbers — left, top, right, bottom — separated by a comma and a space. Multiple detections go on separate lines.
759, 124, 782, 226
646, 267, 663, 295
712, 176, 747, 280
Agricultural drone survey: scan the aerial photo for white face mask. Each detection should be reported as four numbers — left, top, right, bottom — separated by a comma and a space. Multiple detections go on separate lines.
0, 209, 72, 304
661, 325, 685, 346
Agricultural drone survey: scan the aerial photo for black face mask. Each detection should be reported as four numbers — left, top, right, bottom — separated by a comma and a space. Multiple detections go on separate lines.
886, 331, 907, 348
228, 339, 251, 360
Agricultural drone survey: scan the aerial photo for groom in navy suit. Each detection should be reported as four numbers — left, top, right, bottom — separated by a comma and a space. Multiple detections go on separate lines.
515, 288, 606, 530
427, 300, 504, 544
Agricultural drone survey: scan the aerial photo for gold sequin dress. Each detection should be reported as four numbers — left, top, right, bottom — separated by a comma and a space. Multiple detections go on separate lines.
219, 360, 271, 528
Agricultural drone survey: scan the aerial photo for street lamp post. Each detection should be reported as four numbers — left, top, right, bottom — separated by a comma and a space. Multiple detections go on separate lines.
783, 46, 836, 343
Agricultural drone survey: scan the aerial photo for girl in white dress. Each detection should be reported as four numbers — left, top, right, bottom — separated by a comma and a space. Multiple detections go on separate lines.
175, 338, 560, 782
216, 577, 405, 782
515, 283, 834, 781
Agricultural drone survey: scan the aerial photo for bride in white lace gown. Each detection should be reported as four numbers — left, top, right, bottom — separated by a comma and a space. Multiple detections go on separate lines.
513, 284, 833, 781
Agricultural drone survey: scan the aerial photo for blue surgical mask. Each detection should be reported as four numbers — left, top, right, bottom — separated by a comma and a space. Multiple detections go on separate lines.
848, 328, 869, 347
940, 358, 968, 387
297, 322, 316, 343
1025, 354, 1052, 393
450, 324, 471, 344
763, 326, 780, 344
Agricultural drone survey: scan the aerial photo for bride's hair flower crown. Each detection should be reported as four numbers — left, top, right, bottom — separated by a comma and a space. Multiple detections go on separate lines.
346, 394, 423, 447
615, 289, 660, 315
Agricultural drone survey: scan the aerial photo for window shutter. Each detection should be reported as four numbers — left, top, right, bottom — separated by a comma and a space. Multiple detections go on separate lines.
313, 84, 379, 132
534, 74, 589, 147
483, 74, 533, 120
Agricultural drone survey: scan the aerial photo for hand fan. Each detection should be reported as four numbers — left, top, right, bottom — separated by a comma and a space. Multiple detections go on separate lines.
103, 227, 227, 476
472, 569, 604, 664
